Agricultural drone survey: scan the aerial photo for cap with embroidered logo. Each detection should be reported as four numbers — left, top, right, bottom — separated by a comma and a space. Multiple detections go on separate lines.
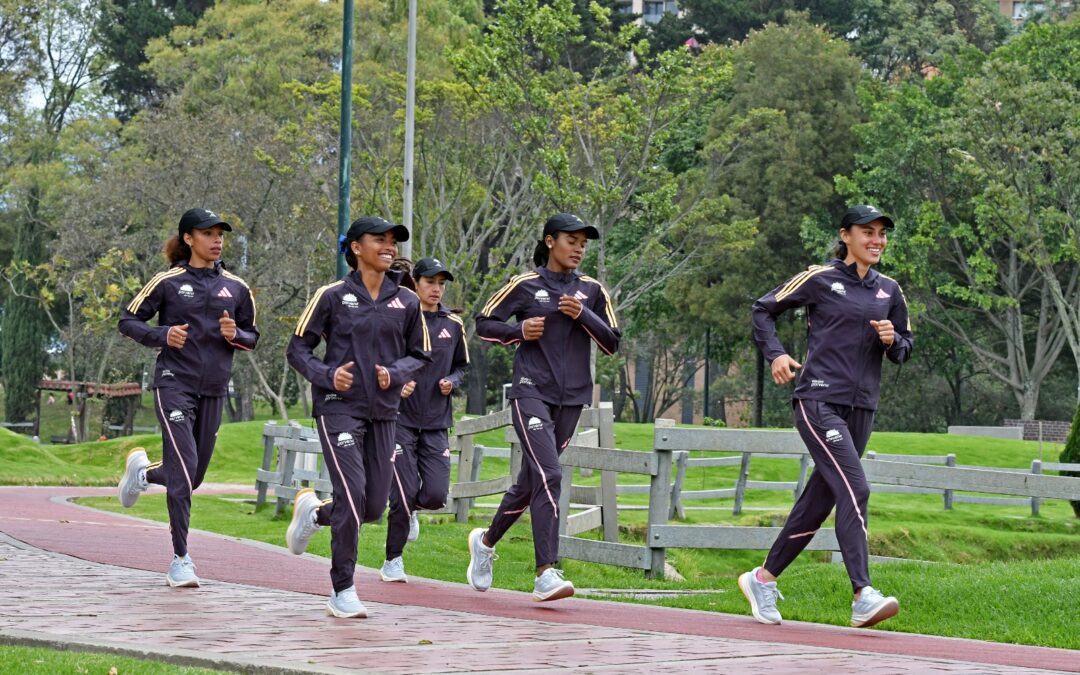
413, 257, 454, 281
841, 205, 894, 230
346, 216, 410, 243
542, 213, 599, 239
179, 208, 231, 235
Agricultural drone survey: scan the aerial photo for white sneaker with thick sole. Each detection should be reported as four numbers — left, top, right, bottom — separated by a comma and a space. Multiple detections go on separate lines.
285, 488, 322, 555
738, 567, 783, 625
533, 568, 574, 602
118, 448, 150, 508
166, 554, 199, 588
326, 586, 368, 618
851, 586, 899, 627
380, 556, 408, 583
466, 528, 497, 592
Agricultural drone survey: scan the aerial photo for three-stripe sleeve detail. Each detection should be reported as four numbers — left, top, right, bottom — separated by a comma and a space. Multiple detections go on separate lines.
775, 266, 830, 302
294, 281, 344, 337
480, 273, 538, 316
126, 268, 185, 314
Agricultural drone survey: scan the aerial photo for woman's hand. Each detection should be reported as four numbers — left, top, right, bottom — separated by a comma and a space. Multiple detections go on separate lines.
333, 361, 355, 391
558, 295, 583, 319
167, 324, 190, 349
376, 365, 391, 390
770, 354, 802, 385
219, 310, 236, 341
400, 380, 417, 398
522, 316, 546, 341
870, 320, 895, 347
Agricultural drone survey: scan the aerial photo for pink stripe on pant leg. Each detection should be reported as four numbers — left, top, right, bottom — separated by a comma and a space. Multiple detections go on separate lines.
317, 416, 362, 528
797, 400, 867, 538
513, 400, 559, 517
155, 391, 192, 493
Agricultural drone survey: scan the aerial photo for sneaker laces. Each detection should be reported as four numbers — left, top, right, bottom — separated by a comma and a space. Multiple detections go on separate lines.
858, 586, 884, 605
761, 580, 784, 606
477, 547, 498, 573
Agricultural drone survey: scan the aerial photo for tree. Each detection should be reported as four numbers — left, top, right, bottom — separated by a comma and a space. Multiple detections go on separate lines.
1060, 402, 1080, 517
2, 0, 106, 423
96, 0, 212, 120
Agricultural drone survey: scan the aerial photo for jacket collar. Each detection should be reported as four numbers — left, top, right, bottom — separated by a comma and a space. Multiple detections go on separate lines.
831, 258, 879, 285
346, 270, 402, 303
536, 265, 581, 285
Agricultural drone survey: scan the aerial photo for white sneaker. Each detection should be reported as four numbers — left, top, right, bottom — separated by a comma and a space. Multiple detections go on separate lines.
533, 568, 574, 602
466, 528, 497, 592
851, 586, 899, 627
407, 512, 420, 542
119, 448, 150, 508
166, 554, 199, 588
738, 567, 784, 625
380, 556, 408, 583
326, 586, 367, 618
286, 488, 322, 555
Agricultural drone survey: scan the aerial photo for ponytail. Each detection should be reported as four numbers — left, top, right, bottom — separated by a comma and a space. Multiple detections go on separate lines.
163, 235, 191, 265
834, 240, 848, 260
532, 240, 549, 267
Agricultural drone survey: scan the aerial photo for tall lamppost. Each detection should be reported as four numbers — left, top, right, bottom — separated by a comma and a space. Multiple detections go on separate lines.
336, 0, 355, 278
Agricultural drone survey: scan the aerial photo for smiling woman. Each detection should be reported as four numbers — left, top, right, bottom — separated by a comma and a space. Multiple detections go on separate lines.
744, 204, 913, 630
285, 215, 432, 619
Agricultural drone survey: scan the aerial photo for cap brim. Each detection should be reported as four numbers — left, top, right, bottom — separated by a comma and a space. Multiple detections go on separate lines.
418, 269, 454, 281
557, 224, 600, 239
850, 214, 894, 229
367, 223, 410, 242
192, 219, 232, 232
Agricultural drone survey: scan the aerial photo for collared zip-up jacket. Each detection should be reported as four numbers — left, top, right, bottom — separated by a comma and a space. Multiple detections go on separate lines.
477, 267, 620, 407
398, 305, 469, 430
288, 270, 432, 420
752, 258, 914, 410
119, 262, 259, 397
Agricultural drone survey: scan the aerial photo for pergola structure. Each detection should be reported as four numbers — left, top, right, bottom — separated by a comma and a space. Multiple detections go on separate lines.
36, 379, 142, 443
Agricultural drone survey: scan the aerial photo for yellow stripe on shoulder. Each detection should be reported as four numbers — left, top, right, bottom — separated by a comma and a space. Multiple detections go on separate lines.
294, 281, 344, 336
481, 272, 538, 316
222, 270, 249, 288
579, 276, 618, 329
446, 313, 465, 326
126, 267, 186, 314
775, 265, 832, 302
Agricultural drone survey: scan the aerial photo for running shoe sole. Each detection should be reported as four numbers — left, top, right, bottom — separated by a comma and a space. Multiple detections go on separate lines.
325, 602, 367, 619
118, 447, 148, 508
285, 488, 316, 555
533, 583, 574, 602
852, 597, 899, 628
166, 575, 199, 588
738, 571, 781, 625
379, 570, 408, 583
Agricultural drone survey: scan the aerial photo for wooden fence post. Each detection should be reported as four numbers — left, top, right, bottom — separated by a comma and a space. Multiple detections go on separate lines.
733, 452, 751, 515
648, 419, 675, 578
944, 454, 955, 510
669, 451, 687, 520
455, 433, 476, 523
1030, 460, 1042, 516
256, 421, 276, 508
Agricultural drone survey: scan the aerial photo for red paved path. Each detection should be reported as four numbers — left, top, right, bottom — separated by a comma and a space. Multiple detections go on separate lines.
0, 486, 1075, 673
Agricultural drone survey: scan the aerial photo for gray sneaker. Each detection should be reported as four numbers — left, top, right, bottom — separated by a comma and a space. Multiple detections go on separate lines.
407, 511, 420, 542
118, 448, 150, 508
738, 567, 783, 624
286, 488, 322, 555
533, 568, 574, 602
326, 586, 368, 618
380, 556, 408, 583
166, 554, 199, 588
466, 528, 497, 591
851, 586, 898, 627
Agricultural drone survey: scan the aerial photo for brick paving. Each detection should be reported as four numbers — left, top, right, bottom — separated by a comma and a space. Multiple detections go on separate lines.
0, 486, 1075, 674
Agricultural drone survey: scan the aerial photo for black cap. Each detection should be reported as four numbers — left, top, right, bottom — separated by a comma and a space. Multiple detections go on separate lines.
346, 215, 410, 243
179, 208, 231, 235
543, 213, 599, 239
413, 257, 454, 281
841, 204, 894, 229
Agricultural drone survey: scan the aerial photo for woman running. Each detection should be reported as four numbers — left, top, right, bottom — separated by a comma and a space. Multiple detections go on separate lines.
285, 216, 431, 618
466, 213, 620, 602
379, 257, 469, 583
118, 208, 259, 588
740, 204, 913, 628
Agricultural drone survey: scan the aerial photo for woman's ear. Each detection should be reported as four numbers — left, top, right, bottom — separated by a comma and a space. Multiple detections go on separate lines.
182, 232, 193, 247
839, 228, 851, 244
545, 234, 555, 249
351, 239, 363, 256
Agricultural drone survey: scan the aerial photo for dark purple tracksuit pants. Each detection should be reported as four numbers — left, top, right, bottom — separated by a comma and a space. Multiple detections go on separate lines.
485, 398, 582, 568
764, 399, 875, 592
385, 425, 452, 560
146, 387, 224, 557
313, 414, 395, 593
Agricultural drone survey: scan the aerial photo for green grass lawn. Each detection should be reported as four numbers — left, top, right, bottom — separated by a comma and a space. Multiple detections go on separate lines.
0, 644, 233, 674
6, 414, 1080, 648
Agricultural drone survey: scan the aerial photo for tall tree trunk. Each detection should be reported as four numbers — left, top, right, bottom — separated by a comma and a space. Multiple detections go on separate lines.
2, 185, 48, 423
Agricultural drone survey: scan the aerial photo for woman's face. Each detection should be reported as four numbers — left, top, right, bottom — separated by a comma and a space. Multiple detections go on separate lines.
416, 273, 447, 310
352, 232, 397, 273
547, 231, 588, 272
183, 226, 225, 263
841, 220, 888, 267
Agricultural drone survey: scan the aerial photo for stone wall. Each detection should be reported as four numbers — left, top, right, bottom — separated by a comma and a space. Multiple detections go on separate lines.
1004, 419, 1071, 443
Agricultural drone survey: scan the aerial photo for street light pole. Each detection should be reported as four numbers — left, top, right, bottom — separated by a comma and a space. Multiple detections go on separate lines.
336, 0, 356, 279
401, 0, 417, 259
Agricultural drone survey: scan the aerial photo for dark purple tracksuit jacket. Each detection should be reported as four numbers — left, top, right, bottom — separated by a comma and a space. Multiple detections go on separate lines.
287, 270, 431, 593
751, 258, 913, 591
386, 306, 469, 560
476, 267, 620, 567
119, 261, 259, 556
